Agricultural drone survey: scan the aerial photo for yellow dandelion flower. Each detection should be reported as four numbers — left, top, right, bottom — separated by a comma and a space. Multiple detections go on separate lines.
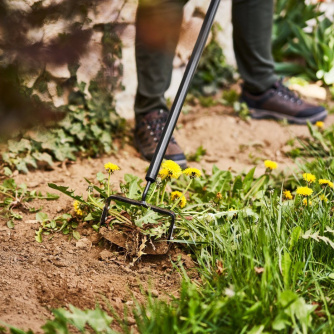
228, 208, 235, 212
319, 179, 334, 188
183, 167, 202, 179
264, 160, 278, 170
73, 200, 83, 216
216, 192, 223, 200
320, 194, 328, 203
104, 162, 120, 172
283, 190, 293, 200
303, 173, 316, 183
315, 121, 324, 129
170, 191, 187, 208
296, 186, 313, 197
302, 198, 312, 206
158, 168, 169, 180
161, 160, 182, 179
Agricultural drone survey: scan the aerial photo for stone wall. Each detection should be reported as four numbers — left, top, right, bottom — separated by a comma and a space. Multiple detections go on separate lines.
7, 0, 235, 119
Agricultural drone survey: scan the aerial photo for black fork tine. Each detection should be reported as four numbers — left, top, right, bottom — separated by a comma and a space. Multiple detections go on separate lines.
100, 195, 176, 242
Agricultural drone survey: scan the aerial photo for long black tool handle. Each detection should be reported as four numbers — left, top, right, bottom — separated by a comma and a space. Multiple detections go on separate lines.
145, 0, 221, 182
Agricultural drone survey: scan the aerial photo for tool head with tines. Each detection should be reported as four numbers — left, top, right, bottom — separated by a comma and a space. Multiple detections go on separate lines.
99, 191, 176, 255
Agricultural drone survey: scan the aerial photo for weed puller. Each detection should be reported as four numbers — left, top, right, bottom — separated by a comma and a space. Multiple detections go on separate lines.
100, 0, 221, 254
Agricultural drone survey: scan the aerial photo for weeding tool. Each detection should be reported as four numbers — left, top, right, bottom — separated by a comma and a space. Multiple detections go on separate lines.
100, 0, 221, 254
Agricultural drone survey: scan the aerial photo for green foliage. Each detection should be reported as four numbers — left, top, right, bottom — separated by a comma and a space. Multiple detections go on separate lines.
35, 212, 76, 242
273, 0, 334, 84
272, 0, 323, 61
289, 18, 334, 84
222, 89, 239, 106
189, 24, 235, 96
186, 145, 206, 162
0, 178, 59, 228
0, 306, 115, 334
287, 121, 334, 158
233, 101, 250, 121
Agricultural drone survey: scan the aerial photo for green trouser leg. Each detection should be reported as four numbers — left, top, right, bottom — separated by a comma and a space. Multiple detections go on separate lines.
134, 0, 185, 115
134, 0, 278, 115
232, 0, 277, 93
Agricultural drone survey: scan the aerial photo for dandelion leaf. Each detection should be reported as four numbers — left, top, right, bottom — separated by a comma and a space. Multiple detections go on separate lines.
289, 226, 302, 250
48, 183, 85, 203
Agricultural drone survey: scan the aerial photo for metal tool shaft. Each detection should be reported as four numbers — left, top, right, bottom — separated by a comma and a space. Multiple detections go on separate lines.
144, 0, 221, 183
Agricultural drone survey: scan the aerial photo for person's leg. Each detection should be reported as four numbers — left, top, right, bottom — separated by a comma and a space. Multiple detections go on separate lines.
232, 0, 277, 94
134, 0, 187, 167
135, 0, 185, 115
232, 0, 327, 124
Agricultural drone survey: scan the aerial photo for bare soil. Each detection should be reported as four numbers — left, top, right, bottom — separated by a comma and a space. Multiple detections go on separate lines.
1, 102, 333, 333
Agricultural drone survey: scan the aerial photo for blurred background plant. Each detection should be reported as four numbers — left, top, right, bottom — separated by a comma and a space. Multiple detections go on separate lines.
273, 0, 334, 85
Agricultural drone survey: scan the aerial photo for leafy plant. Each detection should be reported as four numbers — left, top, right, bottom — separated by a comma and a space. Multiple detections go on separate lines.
186, 145, 206, 162
0, 305, 116, 334
289, 17, 334, 84
273, 0, 334, 84
0, 178, 59, 228
272, 0, 323, 61
34, 212, 77, 243
286, 121, 334, 158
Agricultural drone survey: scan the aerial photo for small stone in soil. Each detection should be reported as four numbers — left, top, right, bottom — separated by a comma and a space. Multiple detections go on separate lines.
75, 238, 92, 250
150, 289, 159, 297
125, 317, 136, 325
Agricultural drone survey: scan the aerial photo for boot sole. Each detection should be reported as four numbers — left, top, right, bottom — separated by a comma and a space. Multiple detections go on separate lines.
250, 108, 328, 125
134, 134, 187, 169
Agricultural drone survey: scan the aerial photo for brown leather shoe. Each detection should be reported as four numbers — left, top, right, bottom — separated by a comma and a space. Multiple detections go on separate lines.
241, 79, 327, 124
134, 109, 187, 168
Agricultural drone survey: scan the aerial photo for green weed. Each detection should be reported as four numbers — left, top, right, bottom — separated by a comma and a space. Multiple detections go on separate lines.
0, 178, 59, 229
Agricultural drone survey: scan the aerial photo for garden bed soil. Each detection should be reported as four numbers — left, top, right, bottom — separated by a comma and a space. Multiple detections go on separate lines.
1, 102, 333, 332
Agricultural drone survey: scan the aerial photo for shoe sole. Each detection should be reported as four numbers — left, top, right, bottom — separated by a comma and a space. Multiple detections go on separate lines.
250, 108, 328, 125
134, 134, 187, 169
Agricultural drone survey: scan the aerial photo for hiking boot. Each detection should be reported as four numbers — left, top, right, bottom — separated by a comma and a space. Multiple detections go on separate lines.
134, 109, 187, 168
241, 79, 327, 124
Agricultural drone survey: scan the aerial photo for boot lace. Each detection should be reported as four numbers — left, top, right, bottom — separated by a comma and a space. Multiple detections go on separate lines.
145, 110, 176, 144
275, 78, 302, 105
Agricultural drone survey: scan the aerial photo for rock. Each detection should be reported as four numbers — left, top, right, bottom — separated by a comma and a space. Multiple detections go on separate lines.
151, 289, 159, 298
98, 250, 114, 261
177, 17, 205, 63
290, 83, 327, 101
28, 181, 42, 188
45, 63, 71, 80
76, 31, 103, 91
25, 220, 39, 225
125, 316, 136, 326
118, 1, 137, 23
75, 238, 92, 250
87, 0, 126, 25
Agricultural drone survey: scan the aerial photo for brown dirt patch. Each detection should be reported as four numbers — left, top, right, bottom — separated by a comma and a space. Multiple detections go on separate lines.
0, 221, 194, 332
